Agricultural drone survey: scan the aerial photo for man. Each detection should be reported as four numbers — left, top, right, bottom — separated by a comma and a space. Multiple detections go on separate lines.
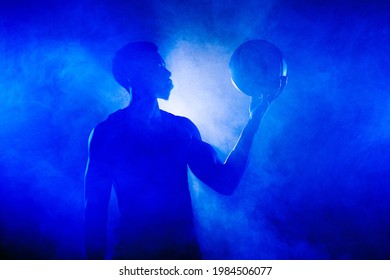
84, 41, 286, 259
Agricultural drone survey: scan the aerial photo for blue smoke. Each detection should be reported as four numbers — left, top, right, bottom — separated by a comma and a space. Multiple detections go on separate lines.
1, 0, 389, 259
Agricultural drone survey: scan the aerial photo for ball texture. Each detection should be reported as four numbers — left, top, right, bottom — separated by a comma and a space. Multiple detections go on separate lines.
229, 40, 286, 97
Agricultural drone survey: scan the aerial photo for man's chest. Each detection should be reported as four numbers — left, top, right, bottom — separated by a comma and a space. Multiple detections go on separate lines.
106, 118, 193, 165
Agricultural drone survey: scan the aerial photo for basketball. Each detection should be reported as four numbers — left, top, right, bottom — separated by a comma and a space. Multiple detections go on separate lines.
229, 40, 287, 98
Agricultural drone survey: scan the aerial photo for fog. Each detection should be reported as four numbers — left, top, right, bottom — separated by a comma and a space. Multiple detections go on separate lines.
1, 0, 389, 259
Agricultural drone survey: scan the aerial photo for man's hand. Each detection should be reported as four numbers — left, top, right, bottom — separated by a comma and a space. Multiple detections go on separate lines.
249, 96, 267, 115
265, 75, 288, 103
249, 75, 288, 116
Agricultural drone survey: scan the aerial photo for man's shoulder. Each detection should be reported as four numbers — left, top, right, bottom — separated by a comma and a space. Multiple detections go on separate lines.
161, 110, 200, 138
100, 108, 127, 125
161, 110, 197, 128
93, 109, 126, 135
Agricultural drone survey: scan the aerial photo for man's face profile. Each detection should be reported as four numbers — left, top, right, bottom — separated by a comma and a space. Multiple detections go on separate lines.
130, 51, 173, 100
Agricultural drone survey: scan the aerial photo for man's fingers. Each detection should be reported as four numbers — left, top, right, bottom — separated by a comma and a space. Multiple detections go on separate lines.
249, 96, 263, 114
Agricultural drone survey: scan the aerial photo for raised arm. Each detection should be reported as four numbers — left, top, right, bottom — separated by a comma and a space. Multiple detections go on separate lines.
188, 99, 270, 195
84, 128, 112, 259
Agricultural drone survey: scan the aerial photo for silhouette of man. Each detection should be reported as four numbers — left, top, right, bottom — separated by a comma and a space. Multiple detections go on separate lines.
84, 41, 286, 259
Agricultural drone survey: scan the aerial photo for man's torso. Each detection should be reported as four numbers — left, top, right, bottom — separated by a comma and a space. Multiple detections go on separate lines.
95, 107, 201, 259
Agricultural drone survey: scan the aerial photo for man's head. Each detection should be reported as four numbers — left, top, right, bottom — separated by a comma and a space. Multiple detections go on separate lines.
112, 41, 173, 100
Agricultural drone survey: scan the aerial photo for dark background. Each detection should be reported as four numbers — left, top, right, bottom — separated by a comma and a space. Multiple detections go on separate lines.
1, 0, 389, 259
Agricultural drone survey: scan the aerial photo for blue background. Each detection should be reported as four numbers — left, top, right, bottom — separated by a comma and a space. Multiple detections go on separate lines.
1, 0, 389, 259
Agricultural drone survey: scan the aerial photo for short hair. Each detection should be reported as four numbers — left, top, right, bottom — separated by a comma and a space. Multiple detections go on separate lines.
112, 41, 158, 90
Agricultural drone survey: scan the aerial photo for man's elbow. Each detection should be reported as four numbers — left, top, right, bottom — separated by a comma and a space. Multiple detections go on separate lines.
219, 188, 235, 196
209, 177, 239, 196
197, 165, 242, 195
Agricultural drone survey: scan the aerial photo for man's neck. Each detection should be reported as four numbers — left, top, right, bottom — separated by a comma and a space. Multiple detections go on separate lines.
129, 94, 161, 123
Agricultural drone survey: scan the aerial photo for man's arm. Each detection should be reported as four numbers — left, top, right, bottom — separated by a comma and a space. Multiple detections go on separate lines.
84, 128, 112, 259
188, 99, 270, 195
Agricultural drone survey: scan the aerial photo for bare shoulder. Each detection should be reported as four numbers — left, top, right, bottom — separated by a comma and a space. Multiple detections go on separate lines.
161, 110, 201, 140
89, 109, 127, 151
93, 109, 126, 135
